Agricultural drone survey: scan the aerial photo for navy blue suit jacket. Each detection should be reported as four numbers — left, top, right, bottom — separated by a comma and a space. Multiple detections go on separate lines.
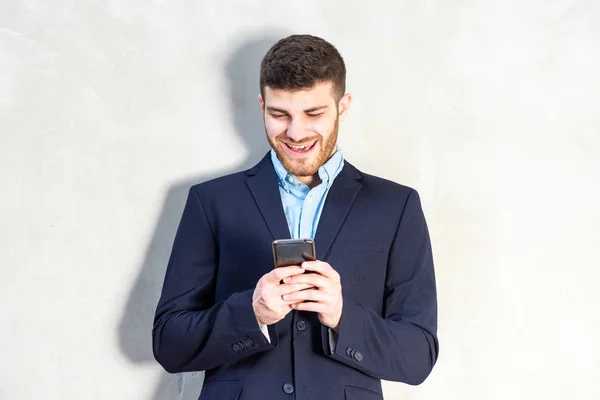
153, 154, 438, 400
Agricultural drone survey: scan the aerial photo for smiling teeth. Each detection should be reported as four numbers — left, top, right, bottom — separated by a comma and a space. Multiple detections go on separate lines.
288, 144, 310, 149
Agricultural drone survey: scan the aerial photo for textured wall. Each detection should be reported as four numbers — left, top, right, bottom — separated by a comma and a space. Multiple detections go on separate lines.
1, 1, 599, 399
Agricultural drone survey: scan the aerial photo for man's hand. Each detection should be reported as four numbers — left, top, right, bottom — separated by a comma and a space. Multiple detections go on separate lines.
281, 260, 343, 332
253, 266, 313, 326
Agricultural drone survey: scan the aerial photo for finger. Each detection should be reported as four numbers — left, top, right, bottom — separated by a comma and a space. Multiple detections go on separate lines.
283, 272, 331, 289
258, 285, 312, 308
300, 261, 340, 282
278, 283, 315, 295
282, 299, 306, 306
282, 289, 329, 302
270, 265, 306, 282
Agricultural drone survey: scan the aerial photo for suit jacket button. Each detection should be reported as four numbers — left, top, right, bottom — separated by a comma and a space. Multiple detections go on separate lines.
244, 339, 253, 347
296, 320, 307, 331
346, 346, 354, 357
282, 383, 294, 394
232, 344, 240, 352
354, 351, 363, 362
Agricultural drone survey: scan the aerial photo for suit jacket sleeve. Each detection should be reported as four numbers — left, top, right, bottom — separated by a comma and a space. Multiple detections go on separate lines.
323, 189, 439, 385
152, 186, 276, 373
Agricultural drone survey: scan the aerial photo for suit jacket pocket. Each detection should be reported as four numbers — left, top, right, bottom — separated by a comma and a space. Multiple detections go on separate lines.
328, 241, 385, 289
199, 380, 242, 400
345, 385, 384, 400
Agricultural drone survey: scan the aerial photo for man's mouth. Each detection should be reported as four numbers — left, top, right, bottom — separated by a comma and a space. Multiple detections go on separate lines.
284, 141, 317, 154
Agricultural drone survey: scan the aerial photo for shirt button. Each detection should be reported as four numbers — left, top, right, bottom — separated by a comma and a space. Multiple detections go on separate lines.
296, 320, 307, 331
306, 196, 313, 203
288, 176, 294, 183
282, 383, 295, 394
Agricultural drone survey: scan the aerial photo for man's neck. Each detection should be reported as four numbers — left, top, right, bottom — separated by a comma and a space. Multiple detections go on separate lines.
297, 174, 321, 189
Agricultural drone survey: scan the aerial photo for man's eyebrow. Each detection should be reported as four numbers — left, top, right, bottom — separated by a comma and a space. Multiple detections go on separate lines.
266, 105, 329, 114
304, 105, 329, 113
266, 106, 289, 114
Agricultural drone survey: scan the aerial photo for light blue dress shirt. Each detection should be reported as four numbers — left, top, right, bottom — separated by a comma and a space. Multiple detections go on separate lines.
270, 148, 345, 240
259, 148, 345, 350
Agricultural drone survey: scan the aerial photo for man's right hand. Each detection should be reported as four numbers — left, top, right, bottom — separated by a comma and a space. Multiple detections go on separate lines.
253, 266, 312, 326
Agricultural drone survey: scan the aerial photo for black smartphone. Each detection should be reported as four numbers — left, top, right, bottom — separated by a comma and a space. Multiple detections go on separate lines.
272, 239, 316, 268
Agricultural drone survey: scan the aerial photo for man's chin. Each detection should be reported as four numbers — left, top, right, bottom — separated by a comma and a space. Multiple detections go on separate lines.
280, 158, 318, 177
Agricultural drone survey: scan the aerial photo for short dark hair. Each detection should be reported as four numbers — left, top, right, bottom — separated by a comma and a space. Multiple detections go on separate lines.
260, 34, 346, 102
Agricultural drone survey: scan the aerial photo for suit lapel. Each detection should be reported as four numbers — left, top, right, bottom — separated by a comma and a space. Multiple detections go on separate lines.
245, 154, 291, 241
314, 162, 362, 259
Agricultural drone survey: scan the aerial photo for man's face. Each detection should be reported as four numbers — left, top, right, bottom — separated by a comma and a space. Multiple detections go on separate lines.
260, 82, 351, 178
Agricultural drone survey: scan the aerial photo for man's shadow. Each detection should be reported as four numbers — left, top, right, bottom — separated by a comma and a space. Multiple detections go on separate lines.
118, 33, 284, 400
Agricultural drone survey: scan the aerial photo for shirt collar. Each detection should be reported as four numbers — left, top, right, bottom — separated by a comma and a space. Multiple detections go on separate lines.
270, 147, 345, 189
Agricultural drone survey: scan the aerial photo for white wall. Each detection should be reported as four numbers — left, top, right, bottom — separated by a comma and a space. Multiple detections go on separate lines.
1, 1, 599, 399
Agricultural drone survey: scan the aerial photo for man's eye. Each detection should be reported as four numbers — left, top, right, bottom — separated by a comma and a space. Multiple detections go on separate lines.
271, 114, 286, 119
307, 113, 323, 118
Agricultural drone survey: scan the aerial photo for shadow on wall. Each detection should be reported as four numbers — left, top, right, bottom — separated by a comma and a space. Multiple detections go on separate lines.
118, 32, 285, 400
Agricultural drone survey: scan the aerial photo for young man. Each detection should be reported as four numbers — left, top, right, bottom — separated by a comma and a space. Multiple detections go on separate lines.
153, 34, 438, 400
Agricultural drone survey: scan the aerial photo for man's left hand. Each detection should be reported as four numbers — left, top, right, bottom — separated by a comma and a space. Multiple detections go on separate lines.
282, 260, 343, 332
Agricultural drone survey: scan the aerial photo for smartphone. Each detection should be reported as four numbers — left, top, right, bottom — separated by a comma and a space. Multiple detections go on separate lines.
272, 238, 316, 268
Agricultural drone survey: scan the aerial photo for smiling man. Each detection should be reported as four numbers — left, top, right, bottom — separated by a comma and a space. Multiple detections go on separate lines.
153, 34, 439, 400
261, 83, 346, 185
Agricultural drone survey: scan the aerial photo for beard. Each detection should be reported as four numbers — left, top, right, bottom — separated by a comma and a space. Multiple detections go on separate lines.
267, 116, 339, 178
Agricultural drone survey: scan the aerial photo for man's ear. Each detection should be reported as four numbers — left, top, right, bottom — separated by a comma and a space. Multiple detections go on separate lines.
338, 93, 352, 122
258, 94, 265, 112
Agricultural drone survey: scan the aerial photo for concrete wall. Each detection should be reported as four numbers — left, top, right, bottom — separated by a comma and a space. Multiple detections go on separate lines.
1, 1, 599, 399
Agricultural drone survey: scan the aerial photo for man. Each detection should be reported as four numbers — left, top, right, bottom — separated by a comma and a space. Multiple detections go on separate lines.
153, 34, 438, 400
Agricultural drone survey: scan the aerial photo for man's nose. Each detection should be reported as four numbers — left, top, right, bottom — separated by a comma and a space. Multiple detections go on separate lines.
286, 118, 309, 142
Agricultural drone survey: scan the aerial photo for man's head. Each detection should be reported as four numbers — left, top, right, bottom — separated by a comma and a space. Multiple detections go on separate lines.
259, 35, 351, 183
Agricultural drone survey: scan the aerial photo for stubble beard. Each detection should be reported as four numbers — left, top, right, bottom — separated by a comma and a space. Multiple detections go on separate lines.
267, 117, 339, 178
